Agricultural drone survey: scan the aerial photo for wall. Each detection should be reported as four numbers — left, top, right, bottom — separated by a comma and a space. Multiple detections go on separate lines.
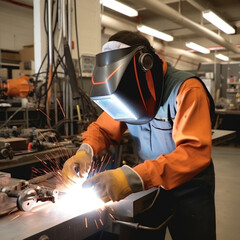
0, 1, 33, 51
199, 62, 240, 109
0, 0, 202, 72
71, 0, 101, 59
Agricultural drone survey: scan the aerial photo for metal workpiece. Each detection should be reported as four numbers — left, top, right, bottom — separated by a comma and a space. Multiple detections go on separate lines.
0, 143, 14, 160
107, 188, 159, 222
0, 183, 160, 240
17, 188, 37, 212
0, 203, 109, 240
16, 187, 58, 211
0, 171, 11, 185
0, 175, 59, 213
0, 169, 162, 240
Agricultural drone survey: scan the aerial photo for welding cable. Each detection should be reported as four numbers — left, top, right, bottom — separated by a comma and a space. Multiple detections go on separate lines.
40, 54, 66, 124
139, 186, 161, 214
46, 65, 53, 127
73, 0, 83, 79
33, 71, 66, 77
40, 53, 66, 99
113, 213, 174, 231
34, 53, 47, 94
41, 46, 68, 95
111, 187, 174, 231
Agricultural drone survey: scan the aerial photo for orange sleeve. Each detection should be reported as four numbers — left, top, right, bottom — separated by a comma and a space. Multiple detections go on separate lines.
81, 112, 127, 155
133, 78, 212, 190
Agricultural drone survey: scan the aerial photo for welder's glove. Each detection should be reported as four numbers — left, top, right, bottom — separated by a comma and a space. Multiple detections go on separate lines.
82, 165, 144, 203
62, 150, 92, 183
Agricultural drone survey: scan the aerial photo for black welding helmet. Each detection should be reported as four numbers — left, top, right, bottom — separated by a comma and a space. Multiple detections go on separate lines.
90, 43, 164, 124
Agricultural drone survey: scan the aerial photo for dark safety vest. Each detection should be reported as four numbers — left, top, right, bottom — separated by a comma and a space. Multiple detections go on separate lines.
127, 62, 215, 161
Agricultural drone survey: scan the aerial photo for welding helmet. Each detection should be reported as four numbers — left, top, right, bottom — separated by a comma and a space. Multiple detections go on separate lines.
90, 43, 164, 124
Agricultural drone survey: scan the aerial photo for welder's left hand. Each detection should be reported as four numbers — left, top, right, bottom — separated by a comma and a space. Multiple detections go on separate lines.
61, 151, 92, 184
82, 168, 132, 202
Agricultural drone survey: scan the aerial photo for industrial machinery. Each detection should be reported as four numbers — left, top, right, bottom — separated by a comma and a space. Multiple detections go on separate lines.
0, 75, 34, 98
0, 172, 58, 213
0, 2, 172, 239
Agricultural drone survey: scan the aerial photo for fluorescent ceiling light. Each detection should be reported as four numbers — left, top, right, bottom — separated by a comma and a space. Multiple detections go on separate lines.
185, 42, 210, 54
202, 10, 235, 34
137, 25, 174, 42
215, 53, 229, 61
100, 0, 138, 17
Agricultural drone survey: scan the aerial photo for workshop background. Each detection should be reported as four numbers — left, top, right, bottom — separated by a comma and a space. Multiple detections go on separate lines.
0, 0, 240, 240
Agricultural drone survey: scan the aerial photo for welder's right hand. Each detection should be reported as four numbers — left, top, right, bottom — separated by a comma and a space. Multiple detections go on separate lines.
62, 151, 92, 182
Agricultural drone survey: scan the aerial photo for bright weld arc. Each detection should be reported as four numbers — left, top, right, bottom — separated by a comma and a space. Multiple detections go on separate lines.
30, 136, 110, 221
54, 183, 105, 216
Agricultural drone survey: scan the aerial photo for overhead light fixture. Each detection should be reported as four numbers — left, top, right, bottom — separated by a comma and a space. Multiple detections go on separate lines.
202, 10, 235, 34
100, 0, 138, 17
137, 25, 174, 42
185, 42, 210, 54
215, 53, 229, 61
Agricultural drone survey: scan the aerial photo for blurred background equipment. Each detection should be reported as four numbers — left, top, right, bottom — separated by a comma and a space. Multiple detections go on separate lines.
0, 75, 34, 98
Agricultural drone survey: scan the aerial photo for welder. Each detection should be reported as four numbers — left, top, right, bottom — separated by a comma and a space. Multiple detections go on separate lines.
62, 31, 216, 240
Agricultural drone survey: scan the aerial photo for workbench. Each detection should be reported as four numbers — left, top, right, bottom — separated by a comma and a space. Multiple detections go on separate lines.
0, 144, 78, 180
214, 109, 240, 129
0, 180, 158, 240
0, 129, 236, 178
212, 129, 237, 145
214, 109, 240, 144
0, 129, 237, 240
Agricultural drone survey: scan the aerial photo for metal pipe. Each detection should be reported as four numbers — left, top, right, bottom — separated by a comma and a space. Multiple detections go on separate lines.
102, 13, 213, 63
137, 0, 240, 54
46, 0, 53, 127
101, 13, 136, 32
26, 102, 29, 128
2, 0, 33, 9
54, 81, 58, 126
164, 46, 213, 62
62, 0, 66, 39
48, 0, 53, 66
66, 78, 69, 136
68, 0, 72, 48
185, 0, 205, 11
68, 0, 73, 136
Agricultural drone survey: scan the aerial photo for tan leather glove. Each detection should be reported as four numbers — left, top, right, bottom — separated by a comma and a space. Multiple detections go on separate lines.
82, 168, 133, 203
62, 151, 92, 182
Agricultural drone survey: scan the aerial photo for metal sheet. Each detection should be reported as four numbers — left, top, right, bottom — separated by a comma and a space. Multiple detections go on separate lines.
0, 188, 158, 240
0, 201, 108, 240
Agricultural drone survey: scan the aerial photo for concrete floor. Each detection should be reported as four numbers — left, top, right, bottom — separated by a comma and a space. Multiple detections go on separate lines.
165, 144, 240, 240
213, 144, 240, 240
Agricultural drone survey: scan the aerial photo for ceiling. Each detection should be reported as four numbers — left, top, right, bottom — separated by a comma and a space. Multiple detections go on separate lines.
3, 0, 240, 64
101, 0, 240, 63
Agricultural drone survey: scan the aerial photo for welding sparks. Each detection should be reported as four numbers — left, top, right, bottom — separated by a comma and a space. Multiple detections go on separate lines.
108, 212, 115, 220
56, 98, 66, 117
94, 219, 99, 229
99, 218, 104, 226
28, 131, 113, 228
36, 108, 52, 120
10, 214, 20, 221
85, 217, 88, 228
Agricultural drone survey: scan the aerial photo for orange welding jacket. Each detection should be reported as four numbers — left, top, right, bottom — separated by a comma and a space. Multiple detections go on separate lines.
82, 59, 212, 190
